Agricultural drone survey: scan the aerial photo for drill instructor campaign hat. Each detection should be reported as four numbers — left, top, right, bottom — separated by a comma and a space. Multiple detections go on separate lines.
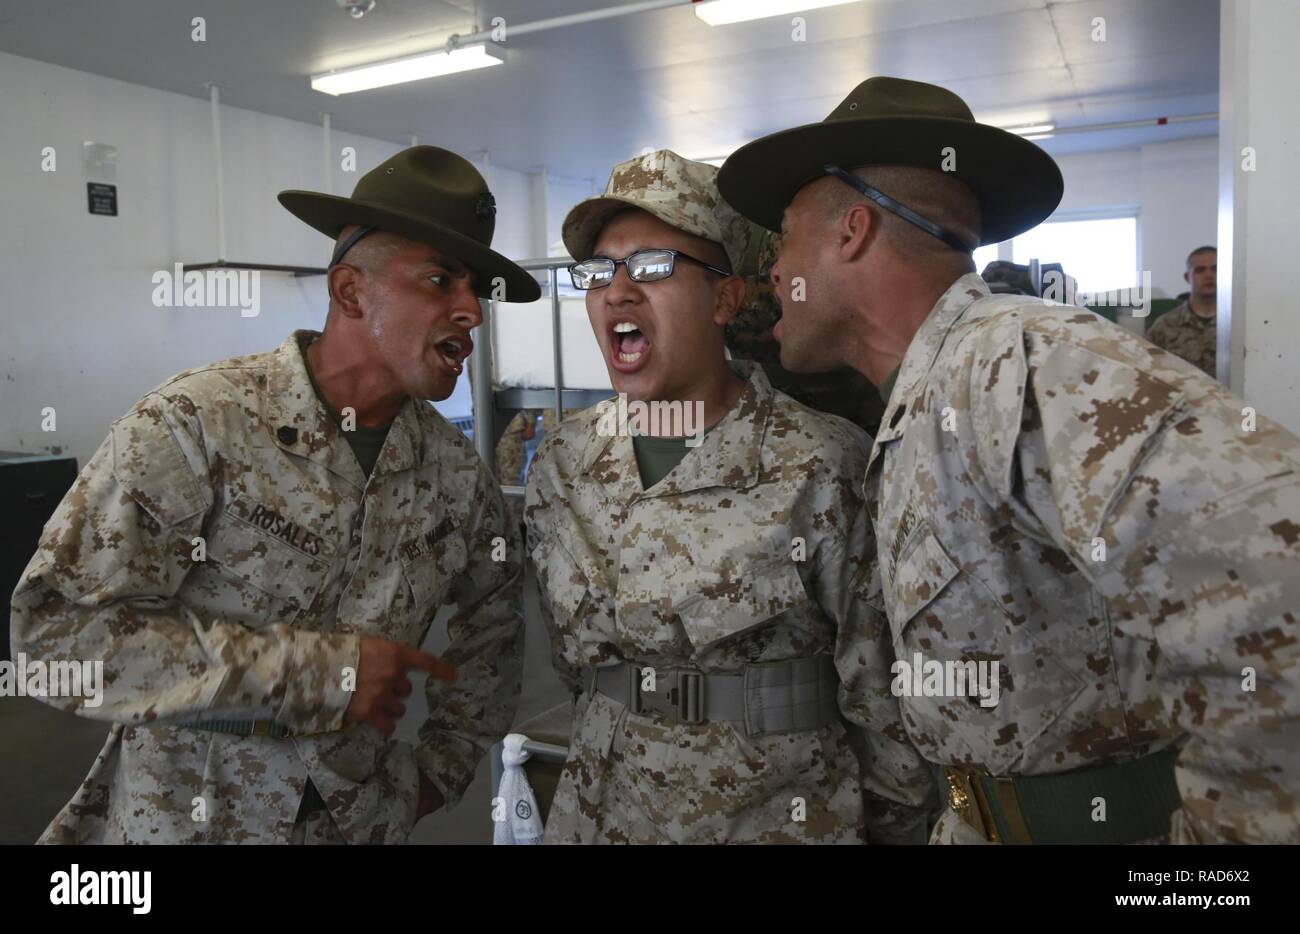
279, 145, 541, 302
718, 76, 1064, 247
563, 149, 752, 272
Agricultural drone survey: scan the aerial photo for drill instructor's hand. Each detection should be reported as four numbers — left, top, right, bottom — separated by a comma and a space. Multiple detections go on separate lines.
344, 636, 457, 737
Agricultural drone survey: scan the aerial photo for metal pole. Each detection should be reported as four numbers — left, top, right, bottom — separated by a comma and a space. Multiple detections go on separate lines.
521, 739, 568, 760
471, 298, 495, 468
550, 267, 563, 419
1046, 112, 1218, 136
449, 0, 691, 47
322, 112, 333, 195
209, 85, 226, 263
533, 168, 550, 263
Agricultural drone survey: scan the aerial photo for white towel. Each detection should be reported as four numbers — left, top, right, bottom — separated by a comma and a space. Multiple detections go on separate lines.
493, 733, 544, 845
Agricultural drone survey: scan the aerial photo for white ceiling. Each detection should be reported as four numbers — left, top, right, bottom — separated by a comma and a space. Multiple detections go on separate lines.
0, 0, 1219, 183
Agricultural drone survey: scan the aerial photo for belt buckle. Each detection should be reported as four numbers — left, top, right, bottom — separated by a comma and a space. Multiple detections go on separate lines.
251, 720, 272, 737
630, 666, 705, 725
677, 670, 704, 725
944, 766, 999, 842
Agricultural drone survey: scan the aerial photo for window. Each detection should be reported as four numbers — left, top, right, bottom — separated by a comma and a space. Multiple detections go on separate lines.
1011, 216, 1138, 296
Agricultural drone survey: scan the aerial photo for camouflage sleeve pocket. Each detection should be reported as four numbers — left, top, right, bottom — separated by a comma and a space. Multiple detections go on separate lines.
969, 319, 1028, 498
110, 404, 207, 529
1021, 338, 1186, 556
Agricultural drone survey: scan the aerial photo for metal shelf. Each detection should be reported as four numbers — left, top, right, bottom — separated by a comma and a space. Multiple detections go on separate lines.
181, 261, 327, 277
494, 388, 611, 410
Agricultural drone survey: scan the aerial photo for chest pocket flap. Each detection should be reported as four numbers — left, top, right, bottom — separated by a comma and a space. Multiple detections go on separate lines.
673, 557, 811, 651
401, 532, 468, 610
207, 511, 333, 615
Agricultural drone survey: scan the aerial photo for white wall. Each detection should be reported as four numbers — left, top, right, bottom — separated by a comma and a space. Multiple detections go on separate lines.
482, 160, 536, 264
1139, 138, 1219, 299
0, 50, 544, 467
546, 175, 601, 255
1053, 148, 1141, 216
1219, 0, 1300, 435
1049, 137, 1218, 299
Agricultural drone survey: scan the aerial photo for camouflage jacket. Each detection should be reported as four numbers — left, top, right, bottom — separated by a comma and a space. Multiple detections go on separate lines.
524, 361, 933, 844
10, 331, 523, 844
868, 274, 1300, 844
1146, 301, 1216, 378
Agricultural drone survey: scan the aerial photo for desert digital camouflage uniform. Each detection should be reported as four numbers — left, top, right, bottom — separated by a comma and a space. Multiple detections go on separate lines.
10, 330, 523, 844
727, 226, 883, 434
869, 273, 1300, 844
525, 361, 933, 844
1146, 300, 1216, 377
494, 410, 536, 487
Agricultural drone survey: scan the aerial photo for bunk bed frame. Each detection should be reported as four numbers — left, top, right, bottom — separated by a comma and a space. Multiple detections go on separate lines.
470, 256, 613, 497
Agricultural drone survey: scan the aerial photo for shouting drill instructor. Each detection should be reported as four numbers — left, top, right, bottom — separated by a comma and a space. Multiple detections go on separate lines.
720, 77, 1300, 844
13, 146, 539, 843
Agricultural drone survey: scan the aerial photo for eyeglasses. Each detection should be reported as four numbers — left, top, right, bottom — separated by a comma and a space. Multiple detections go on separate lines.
568, 249, 732, 290
823, 163, 977, 253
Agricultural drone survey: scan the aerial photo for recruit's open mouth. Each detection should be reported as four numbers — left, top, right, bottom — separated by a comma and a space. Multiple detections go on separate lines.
608, 318, 651, 373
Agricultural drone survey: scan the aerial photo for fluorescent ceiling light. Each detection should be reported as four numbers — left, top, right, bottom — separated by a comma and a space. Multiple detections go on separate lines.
312, 42, 505, 95
1003, 123, 1056, 137
694, 0, 860, 26
686, 150, 735, 166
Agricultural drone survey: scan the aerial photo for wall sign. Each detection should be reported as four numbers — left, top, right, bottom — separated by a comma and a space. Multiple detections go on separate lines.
83, 142, 118, 217
87, 183, 118, 216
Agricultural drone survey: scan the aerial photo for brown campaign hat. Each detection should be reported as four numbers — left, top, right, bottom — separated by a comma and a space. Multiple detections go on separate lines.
279, 145, 540, 302
718, 77, 1063, 246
